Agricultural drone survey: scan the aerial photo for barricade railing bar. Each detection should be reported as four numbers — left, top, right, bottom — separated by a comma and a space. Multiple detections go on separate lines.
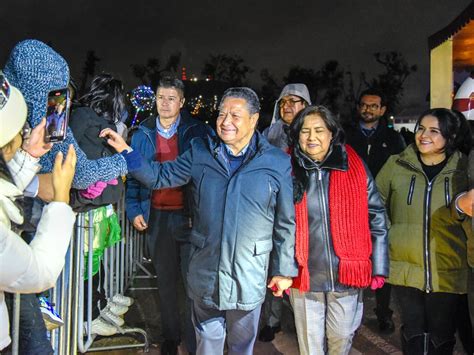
119, 195, 157, 292
9, 195, 150, 354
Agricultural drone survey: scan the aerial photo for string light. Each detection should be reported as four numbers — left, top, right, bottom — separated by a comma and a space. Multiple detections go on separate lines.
130, 85, 155, 126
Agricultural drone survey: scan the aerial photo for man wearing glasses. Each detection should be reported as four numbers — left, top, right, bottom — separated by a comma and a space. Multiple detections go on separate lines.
259, 83, 311, 342
344, 88, 405, 334
263, 83, 311, 151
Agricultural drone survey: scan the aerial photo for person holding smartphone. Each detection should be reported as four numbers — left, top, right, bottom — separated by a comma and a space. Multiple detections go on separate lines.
0, 74, 77, 351
3, 39, 128, 193
2, 39, 129, 352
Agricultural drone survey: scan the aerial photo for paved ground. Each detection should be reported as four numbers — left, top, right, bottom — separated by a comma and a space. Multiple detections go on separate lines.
86, 261, 466, 354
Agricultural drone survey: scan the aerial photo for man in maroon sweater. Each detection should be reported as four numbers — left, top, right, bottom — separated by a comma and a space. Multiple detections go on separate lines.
125, 76, 213, 355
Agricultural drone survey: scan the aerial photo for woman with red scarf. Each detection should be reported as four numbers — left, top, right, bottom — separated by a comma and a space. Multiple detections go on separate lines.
288, 105, 389, 355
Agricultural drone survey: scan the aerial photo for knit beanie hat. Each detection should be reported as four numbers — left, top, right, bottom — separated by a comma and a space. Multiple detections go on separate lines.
0, 73, 27, 147
3, 39, 69, 128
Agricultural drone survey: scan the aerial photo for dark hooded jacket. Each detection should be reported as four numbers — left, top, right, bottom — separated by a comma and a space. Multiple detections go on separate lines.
344, 120, 406, 178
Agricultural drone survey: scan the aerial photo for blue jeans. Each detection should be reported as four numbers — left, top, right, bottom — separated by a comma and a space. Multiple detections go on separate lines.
6, 293, 53, 355
12, 197, 53, 354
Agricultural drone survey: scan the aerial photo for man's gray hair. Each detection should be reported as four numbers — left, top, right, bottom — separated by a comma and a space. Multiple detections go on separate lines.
220, 87, 260, 115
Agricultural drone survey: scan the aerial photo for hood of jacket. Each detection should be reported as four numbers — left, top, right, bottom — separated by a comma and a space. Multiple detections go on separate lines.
270, 83, 312, 125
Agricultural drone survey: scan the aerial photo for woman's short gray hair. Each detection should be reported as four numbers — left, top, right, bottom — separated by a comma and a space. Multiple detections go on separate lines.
219, 87, 260, 115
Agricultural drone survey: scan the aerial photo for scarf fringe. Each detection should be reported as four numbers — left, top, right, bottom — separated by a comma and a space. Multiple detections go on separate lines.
292, 265, 310, 293
338, 259, 372, 288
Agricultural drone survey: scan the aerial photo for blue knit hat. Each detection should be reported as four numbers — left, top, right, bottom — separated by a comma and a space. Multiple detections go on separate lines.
3, 39, 69, 128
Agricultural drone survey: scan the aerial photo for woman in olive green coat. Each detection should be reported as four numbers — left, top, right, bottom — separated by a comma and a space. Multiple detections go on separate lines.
376, 108, 471, 354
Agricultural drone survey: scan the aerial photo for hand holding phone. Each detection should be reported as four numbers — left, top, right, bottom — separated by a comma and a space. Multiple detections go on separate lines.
22, 118, 53, 158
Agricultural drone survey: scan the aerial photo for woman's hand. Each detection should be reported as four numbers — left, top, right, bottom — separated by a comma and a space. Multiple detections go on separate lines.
370, 275, 385, 290
52, 144, 77, 204
22, 118, 53, 158
99, 128, 130, 153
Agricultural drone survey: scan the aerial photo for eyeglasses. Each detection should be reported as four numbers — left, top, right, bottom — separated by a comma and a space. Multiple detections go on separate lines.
279, 99, 304, 108
359, 103, 381, 111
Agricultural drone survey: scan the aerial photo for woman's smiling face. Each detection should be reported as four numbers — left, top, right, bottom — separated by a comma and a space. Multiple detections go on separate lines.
298, 114, 333, 162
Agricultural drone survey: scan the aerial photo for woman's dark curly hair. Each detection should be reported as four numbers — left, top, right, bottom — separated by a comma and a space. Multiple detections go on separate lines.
415, 108, 472, 156
79, 73, 125, 123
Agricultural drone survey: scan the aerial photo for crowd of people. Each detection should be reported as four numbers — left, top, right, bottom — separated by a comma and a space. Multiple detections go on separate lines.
0, 38, 473, 355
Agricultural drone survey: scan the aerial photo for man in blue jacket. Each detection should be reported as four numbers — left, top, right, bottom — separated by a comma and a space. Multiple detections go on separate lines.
103, 87, 298, 355
125, 76, 213, 355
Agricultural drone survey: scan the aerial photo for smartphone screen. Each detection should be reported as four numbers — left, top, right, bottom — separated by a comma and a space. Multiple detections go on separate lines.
45, 88, 70, 142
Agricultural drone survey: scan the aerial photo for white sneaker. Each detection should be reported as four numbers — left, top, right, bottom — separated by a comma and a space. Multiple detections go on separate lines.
105, 301, 128, 316
100, 308, 125, 327
91, 318, 117, 336
112, 294, 134, 307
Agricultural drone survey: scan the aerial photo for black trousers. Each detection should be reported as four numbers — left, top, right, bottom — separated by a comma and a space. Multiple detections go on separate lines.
148, 208, 195, 352
83, 263, 107, 320
375, 283, 392, 318
394, 286, 459, 349
468, 268, 474, 336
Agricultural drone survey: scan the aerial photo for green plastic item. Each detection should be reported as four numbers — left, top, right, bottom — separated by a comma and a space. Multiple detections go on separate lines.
83, 205, 122, 279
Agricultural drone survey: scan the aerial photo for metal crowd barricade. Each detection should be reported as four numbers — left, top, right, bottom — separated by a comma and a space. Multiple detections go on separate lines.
9, 195, 150, 354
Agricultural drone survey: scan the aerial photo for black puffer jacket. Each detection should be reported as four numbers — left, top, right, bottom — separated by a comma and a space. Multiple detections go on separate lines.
344, 121, 406, 178
68, 106, 124, 212
292, 144, 389, 292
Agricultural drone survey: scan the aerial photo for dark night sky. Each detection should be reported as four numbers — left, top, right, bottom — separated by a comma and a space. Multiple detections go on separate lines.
0, 0, 471, 110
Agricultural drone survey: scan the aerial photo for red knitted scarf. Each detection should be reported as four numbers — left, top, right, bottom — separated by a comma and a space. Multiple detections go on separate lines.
293, 145, 372, 292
